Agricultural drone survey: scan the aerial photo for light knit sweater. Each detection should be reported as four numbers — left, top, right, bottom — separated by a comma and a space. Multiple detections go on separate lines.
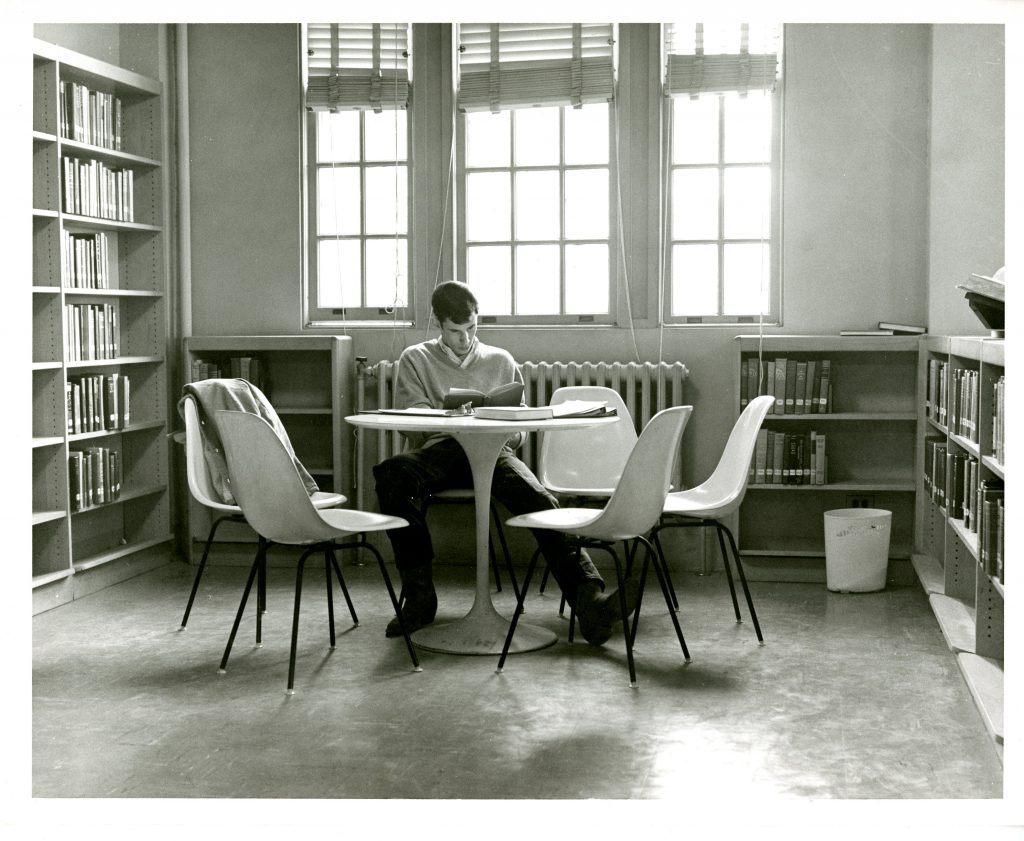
394, 337, 524, 449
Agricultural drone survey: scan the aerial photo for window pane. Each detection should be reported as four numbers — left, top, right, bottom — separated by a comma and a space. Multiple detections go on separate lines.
466, 245, 511, 314
365, 238, 408, 308
514, 107, 559, 166
317, 239, 361, 308
564, 103, 608, 165
467, 172, 511, 241
671, 243, 718, 316
515, 170, 560, 241
672, 168, 719, 240
364, 109, 407, 162
316, 111, 360, 163
515, 244, 560, 315
317, 167, 361, 236
724, 243, 770, 315
724, 91, 771, 163
466, 111, 510, 167
365, 165, 408, 235
564, 169, 608, 239
672, 96, 719, 165
724, 166, 771, 240
565, 243, 608, 314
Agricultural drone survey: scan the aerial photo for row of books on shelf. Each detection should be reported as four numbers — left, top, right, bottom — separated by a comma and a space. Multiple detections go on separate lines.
740, 358, 833, 415
66, 373, 130, 435
923, 438, 1004, 583
189, 356, 267, 393
61, 230, 110, 289
65, 303, 120, 361
68, 446, 121, 511
61, 156, 135, 222
59, 80, 124, 151
751, 429, 827, 485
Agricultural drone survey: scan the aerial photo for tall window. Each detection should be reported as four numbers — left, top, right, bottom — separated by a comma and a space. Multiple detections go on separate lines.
456, 24, 616, 323
304, 23, 411, 322
664, 23, 781, 323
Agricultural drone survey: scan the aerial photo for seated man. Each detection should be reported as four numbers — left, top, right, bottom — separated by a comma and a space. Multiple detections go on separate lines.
373, 280, 637, 646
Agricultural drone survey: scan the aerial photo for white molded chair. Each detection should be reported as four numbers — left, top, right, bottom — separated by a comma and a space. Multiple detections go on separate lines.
215, 409, 421, 693
651, 394, 775, 644
538, 385, 637, 498
178, 394, 345, 630
534, 385, 665, 609
498, 405, 694, 688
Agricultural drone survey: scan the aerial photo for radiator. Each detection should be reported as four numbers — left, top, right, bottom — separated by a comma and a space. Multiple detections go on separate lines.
354, 358, 689, 509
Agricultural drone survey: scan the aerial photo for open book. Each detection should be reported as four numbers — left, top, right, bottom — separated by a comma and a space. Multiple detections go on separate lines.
473, 400, 615, 421
442, 382, 524, 410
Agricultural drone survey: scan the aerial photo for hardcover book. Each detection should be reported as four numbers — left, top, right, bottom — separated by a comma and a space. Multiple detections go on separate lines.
442, 382, 524, 410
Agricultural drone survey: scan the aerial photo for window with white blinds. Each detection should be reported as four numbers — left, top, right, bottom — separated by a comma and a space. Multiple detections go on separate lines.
664, 23, 780, 97
457, 23, 614, 112
306, 23, 410, 112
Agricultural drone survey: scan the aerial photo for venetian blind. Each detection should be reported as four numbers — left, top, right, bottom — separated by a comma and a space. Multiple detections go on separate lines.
305, 23, 410, 112
664, 23, 780, 97
457, 23, 615, 113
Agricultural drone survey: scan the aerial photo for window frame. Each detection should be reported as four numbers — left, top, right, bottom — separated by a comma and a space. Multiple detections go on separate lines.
662, 52, 783, 327
454, 103, 618, 326
304, 107, 414, 326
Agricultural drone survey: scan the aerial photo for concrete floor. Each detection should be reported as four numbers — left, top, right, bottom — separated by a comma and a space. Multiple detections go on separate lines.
32, 555, 1004, 811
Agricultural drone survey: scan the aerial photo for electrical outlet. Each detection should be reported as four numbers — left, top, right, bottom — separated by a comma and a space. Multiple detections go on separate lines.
846, 494, 873, 509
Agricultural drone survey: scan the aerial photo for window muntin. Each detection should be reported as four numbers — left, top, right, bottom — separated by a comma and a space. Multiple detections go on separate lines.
459, 103, 613, 322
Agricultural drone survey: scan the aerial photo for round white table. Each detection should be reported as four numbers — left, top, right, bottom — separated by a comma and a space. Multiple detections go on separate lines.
345, 411, 619, 655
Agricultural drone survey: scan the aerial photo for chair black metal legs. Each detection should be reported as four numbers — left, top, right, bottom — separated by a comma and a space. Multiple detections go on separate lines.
219, 535, 421, 693
180, 513, 248, 629
497, 536, 689, 688
652, 517, 763, 644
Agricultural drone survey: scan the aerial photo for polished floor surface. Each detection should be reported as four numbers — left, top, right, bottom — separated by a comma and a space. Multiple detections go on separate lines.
32, 557, 1004, 805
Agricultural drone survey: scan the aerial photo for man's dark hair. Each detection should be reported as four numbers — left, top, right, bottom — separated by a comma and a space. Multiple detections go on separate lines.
431, 281, 478, 325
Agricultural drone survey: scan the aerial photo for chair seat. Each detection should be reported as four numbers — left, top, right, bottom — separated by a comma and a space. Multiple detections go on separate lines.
508, 506, 644, 543
317, 507, 407, 535
311, 491, 346, 508
662, 490, 736, 521
544, 484, 615, 498
428, 488, 474, 500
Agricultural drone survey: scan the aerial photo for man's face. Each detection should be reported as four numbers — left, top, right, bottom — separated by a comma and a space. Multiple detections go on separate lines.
439, 313, 478, 359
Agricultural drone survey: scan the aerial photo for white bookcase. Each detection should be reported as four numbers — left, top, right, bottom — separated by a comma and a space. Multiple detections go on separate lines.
913, 334, 1004, 754
733, 334, 919, 582
32, 39, 173, 614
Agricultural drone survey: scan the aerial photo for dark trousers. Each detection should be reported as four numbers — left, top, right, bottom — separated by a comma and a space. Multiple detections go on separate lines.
373, 437, 602, 604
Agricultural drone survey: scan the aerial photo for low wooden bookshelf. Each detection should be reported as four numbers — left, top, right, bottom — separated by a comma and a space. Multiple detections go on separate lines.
733, 334, 919, 583
180, 335, 355, 561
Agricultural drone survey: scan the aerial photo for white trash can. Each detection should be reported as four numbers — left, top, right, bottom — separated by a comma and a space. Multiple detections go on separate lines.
823, 508, 891, 592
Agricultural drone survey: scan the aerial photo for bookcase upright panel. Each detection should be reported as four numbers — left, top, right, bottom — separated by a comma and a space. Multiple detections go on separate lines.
32, 39, 173, 614
733, 335, 919, 583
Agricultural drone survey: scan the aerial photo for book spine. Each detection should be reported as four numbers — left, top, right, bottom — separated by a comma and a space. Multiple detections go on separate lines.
68, 452, 83, 512
794, 362, 807, 413
773, 358, 786, 415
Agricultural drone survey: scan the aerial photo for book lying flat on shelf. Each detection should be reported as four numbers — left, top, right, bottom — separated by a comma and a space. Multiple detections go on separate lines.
878, 321, 926, 334
473, 400, 615, 421
442, 382, 524, 410
839, 330, 896, 336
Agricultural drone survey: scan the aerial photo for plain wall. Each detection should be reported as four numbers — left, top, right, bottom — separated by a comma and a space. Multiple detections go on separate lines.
927, 24, 1005, 335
